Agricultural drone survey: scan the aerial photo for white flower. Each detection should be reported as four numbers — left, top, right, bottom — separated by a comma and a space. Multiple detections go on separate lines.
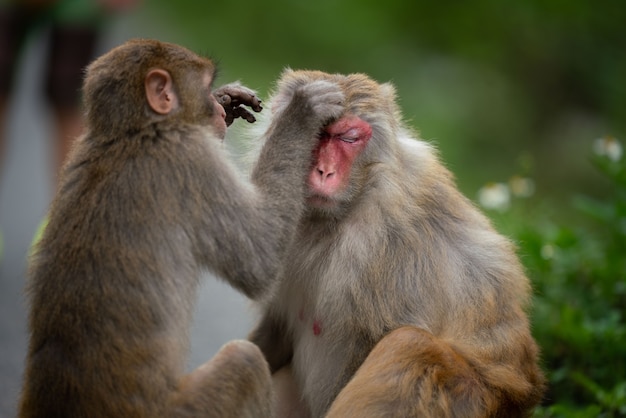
540, 244, 555, 260
509, 176, 535, 198
593, 136, 622, 162
478, 182, 511, 212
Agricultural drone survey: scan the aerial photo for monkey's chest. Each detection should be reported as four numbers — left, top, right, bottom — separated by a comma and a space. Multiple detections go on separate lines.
279, 241, 387, 415
279, 236, 379, 343
290, 303, 354, 414
281, 257, 362, 382
280, 256, 353, 341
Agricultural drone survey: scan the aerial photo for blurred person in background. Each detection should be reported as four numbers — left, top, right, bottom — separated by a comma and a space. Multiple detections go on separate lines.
0, 0, 140, 257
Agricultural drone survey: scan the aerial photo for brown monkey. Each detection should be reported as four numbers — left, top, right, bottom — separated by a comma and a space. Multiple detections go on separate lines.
18, 41, 344, 418
249, 70, 545, 418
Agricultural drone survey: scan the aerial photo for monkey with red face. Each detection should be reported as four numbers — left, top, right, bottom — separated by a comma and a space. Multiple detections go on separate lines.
250, 70, 545, 418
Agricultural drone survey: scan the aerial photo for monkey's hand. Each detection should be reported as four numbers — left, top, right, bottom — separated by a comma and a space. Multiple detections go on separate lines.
214, 82, 263, 126
291, 80, 345, 126
268, 80, 344, 146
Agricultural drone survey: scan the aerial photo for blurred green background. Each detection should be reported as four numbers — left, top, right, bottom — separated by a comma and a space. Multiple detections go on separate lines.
139, 0, 624, 204
139, 1, 626, 415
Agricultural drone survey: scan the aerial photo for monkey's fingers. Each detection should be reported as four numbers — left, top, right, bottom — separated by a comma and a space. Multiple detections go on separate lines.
216, 93, 232, 107
218, 88, 263, 113
236, 95, 263, 113
224, 112, 236, 126
232, 106, 257, 123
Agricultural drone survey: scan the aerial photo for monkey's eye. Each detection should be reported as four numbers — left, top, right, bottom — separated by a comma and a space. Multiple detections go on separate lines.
339, 128, 360, 143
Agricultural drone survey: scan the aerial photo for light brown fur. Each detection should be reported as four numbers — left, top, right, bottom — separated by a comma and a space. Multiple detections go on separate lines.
250, 70, 545, 417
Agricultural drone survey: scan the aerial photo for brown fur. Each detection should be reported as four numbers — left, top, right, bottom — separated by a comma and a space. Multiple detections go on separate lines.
250, 69, 545, 417
18, 41, 344, 417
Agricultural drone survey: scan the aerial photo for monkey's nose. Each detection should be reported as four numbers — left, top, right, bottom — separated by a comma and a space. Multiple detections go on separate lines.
317, 168, 335, 181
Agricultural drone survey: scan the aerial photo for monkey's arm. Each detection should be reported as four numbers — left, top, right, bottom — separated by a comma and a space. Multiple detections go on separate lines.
196, 81, 344, 300
214, 82, 262, 126
248, 311, 293, 372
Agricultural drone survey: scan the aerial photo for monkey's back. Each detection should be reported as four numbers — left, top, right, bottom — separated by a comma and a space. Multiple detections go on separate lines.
19, 124, 216, 417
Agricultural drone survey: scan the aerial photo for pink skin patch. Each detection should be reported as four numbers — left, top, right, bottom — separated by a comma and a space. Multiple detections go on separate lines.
313, 320, 322, 336
208, 73, 227, 139
307, 116, 372, 206
298, 305, 322, 335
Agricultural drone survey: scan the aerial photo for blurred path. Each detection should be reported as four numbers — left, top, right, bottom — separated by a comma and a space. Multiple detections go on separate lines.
0, 22, 255, 418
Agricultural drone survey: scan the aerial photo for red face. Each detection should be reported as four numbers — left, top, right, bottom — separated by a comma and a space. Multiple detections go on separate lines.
307, 115, 372, 209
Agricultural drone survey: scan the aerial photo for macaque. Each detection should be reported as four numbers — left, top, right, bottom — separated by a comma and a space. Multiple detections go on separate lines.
249, 70, 545, 418
18, 40, 344, 418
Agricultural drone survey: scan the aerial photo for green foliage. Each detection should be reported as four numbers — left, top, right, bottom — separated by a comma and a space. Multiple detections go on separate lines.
145, 0, 625, 199
486, 140, 626, 417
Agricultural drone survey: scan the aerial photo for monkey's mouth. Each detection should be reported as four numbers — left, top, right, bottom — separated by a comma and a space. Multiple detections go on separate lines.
306, 193, 337, 209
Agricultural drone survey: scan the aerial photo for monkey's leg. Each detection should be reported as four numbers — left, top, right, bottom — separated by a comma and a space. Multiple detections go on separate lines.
170, 340, 273, 418
249, 311, 293, 372
326, 326, 499, 418
273, 365, 311, 418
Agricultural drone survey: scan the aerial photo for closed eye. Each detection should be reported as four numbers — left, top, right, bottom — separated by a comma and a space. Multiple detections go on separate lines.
340, 136, 358, 143
339, 128, 360, 143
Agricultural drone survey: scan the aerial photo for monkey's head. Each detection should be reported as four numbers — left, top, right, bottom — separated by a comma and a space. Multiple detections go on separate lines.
274, 70, 404, 216
83, 39, 227, 138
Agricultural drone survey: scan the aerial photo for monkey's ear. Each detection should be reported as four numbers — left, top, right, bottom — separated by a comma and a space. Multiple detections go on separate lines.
145, 69, 178, 115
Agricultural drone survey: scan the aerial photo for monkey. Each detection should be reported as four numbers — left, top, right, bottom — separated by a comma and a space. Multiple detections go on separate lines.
18, 40, 345, 418
248, 70, 545, 418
